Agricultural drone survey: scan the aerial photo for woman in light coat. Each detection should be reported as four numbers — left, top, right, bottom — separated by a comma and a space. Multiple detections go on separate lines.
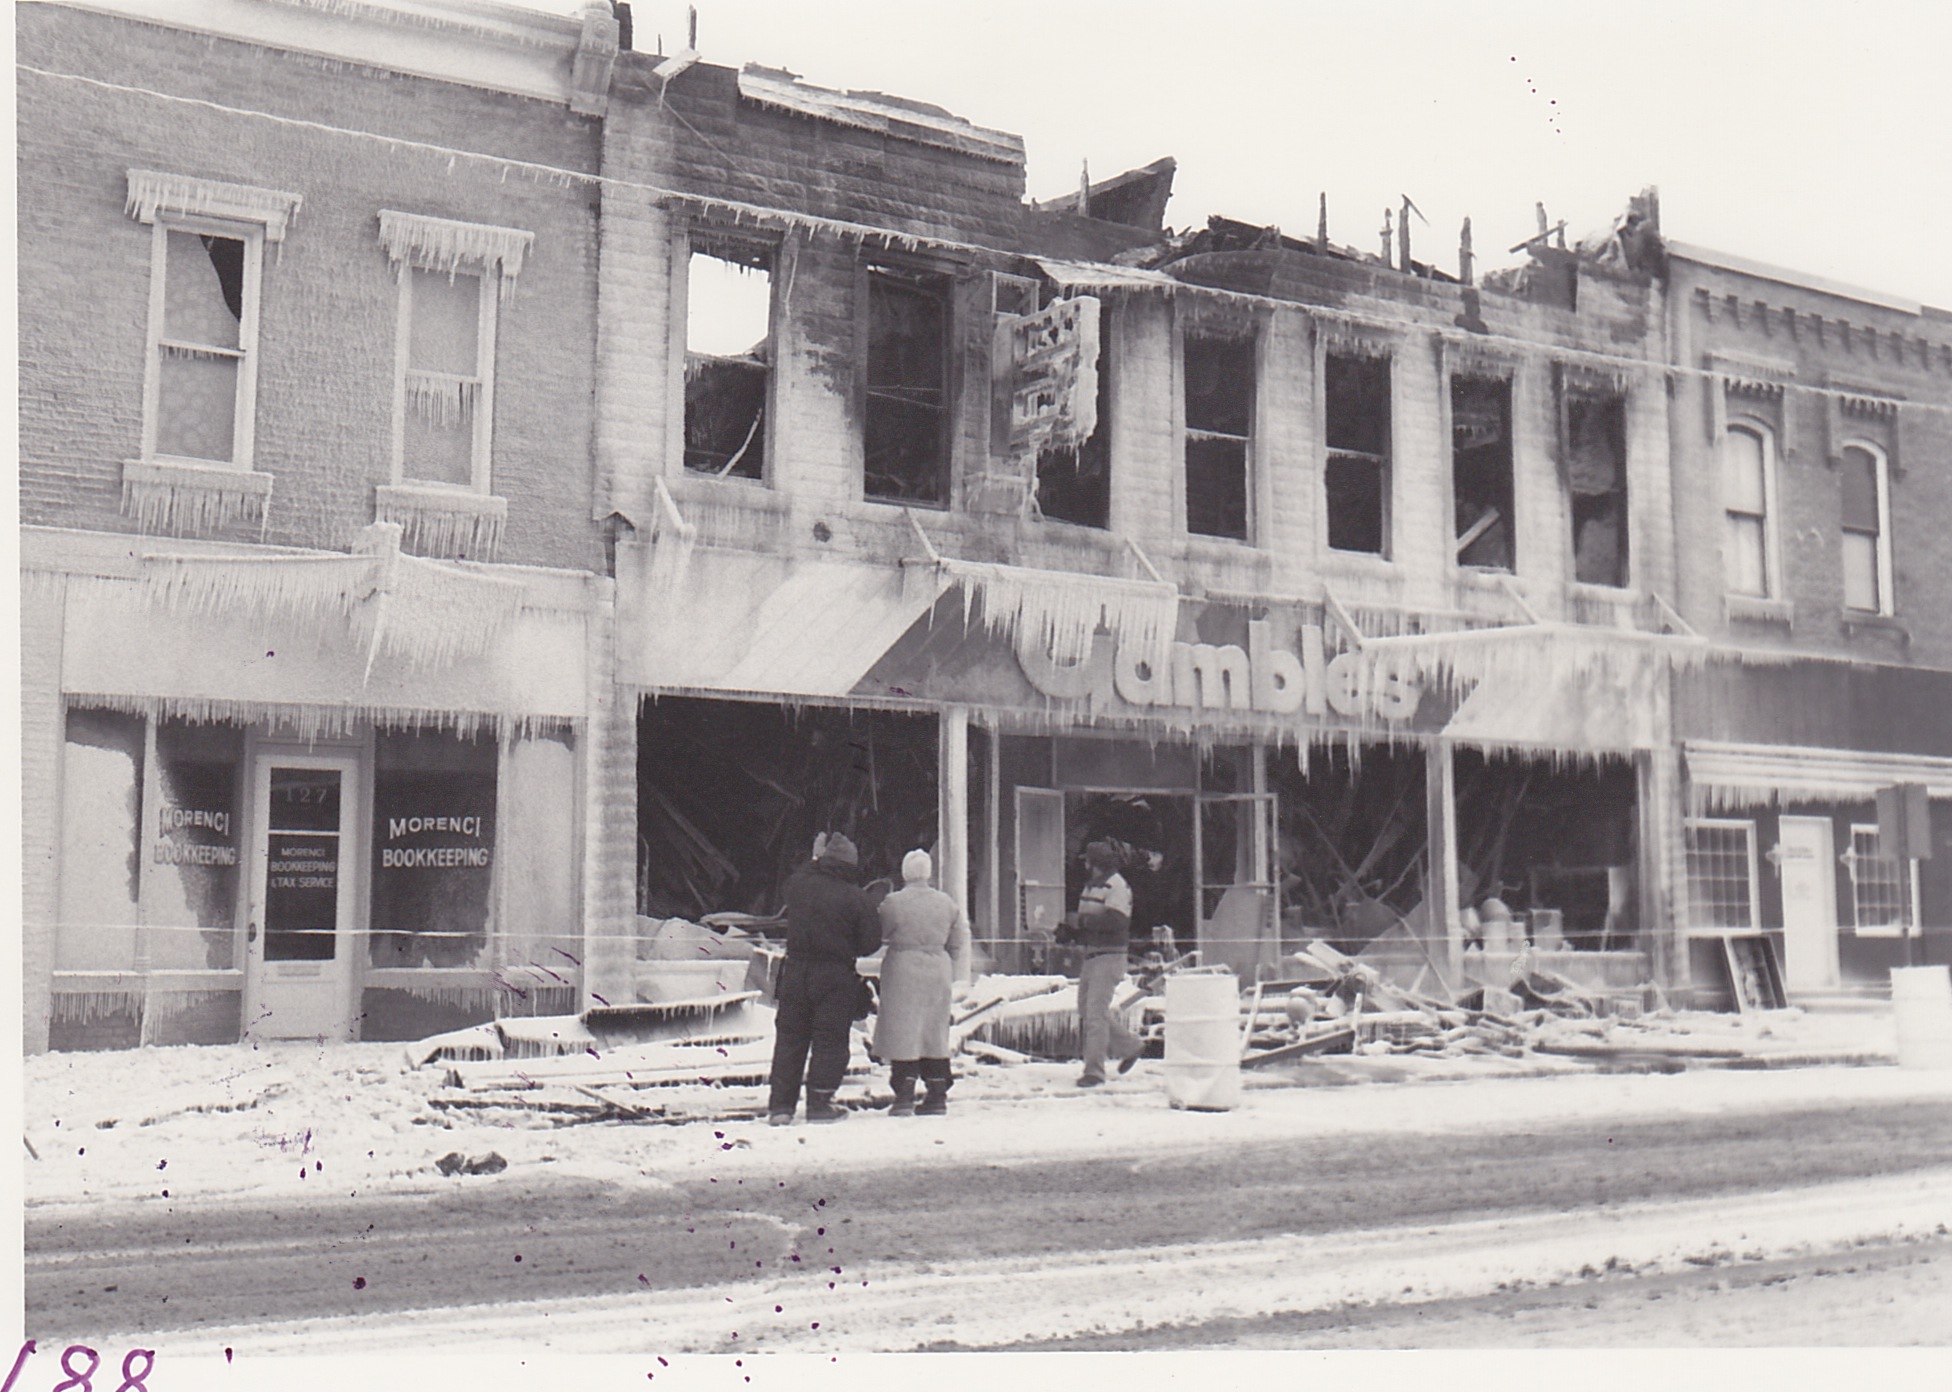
873, 850, 970, 1116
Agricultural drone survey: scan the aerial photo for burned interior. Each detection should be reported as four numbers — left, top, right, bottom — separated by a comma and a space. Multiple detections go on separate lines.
1451, 373, 1515, 570
1034, 328, 1111, 528
1182, 331, 1253, 540
1323, 351, 1391, 555
863, 261, 950, 505
1565, 388, 1629, 587
636, 697, 939, 921
684, 234, 773, 480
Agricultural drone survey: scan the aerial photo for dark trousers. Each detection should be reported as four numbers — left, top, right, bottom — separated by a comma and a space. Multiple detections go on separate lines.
766, 958, 860, 1114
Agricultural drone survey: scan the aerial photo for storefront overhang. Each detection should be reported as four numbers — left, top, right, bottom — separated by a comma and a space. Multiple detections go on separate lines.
616, 539, 1674, 756
44, 527, 592, 738
1684, 740, 1952, 811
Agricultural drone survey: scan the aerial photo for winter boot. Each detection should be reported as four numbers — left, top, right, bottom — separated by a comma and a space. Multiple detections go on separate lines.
767, 1109, 795, 1127
916, 1059, 952, 1117
887, 1061, 919, 1117
805, 1088, 850, 1124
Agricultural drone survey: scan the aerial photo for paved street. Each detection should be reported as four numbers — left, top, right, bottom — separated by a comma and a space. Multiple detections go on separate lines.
27, 1091, 1952, 1352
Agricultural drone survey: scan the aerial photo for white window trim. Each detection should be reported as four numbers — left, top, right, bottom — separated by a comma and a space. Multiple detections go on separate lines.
389, 263, 500, 493
674, 228, 781, 486
1843, 822, 1914, 938
1840, 438, 1896, 617
137, 213, 267, 472
1721, 418, 1782, 602
1684, 816, 1760, 932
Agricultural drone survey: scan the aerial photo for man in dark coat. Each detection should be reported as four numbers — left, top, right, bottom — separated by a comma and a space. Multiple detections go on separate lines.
766, 833, 883, 1124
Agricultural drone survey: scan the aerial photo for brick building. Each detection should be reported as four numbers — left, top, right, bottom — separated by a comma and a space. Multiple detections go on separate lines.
1663, 243, 1952, 1000
24, 1, 1946, 1054
17, 0, 624, 1049
600, 46, 1694, 1008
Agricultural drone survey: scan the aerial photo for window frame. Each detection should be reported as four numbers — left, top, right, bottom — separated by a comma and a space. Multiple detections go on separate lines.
861, 258, 955, 509
681, 230, 779, 484
1844, 822, 1913, 938
1719, 418, 1782, 601
1447, 370, 1518, 573
1179, 326, 1258, 544
140, 212, 267, 472
1683, 816, 1760, 931
1562, 384, 1632, 590
1321, 348, 1393, 559
391, 263, 500, 495
1838, 439, 1895, 617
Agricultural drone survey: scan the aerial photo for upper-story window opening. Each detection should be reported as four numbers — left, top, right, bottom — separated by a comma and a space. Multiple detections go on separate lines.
1183, 333, 1254, 541
1324, 353, 1390, 556
399, 265, 495, 488
1839, 442, 1894, 616
1451, 374, 1514, 570
864, 262, 950, 506
1719, 421, 1777, 599
1035, 327, 1110, 529
151, 226, 257, 466
1566, 390, 1629, 587
685, 236, 773, 480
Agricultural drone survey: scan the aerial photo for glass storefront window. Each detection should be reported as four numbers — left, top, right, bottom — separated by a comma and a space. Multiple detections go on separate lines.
369, 729, 497, 968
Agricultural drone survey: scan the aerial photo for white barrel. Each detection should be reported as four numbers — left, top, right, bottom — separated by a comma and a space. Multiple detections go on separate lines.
1164, 969, 1241, 1111
1891, 965, 1952, 1071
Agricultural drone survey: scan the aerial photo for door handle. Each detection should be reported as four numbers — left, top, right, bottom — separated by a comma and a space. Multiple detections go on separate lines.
247, 921, 259, 944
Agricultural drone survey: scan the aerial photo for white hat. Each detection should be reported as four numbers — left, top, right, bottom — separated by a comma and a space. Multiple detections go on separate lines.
901, 849, 932, 883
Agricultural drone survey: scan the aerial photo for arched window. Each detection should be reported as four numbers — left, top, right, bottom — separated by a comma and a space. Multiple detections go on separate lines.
1839, 441, 1894, 615
1718, 423, 1775, 598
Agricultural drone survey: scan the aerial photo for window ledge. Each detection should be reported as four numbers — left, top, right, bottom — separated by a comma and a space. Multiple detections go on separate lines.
1841, 612, 1909, 644
1724, 593, 1794, 626
121, 458, 273, 535
375, 483, 507, 561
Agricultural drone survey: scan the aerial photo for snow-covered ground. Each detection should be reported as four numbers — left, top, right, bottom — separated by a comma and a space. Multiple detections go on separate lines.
16, 1005, 1913, 1210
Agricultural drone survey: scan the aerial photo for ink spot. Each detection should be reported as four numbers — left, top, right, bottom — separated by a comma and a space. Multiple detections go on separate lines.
225, 1349, 233, 1364
353, 1277, 366, 1290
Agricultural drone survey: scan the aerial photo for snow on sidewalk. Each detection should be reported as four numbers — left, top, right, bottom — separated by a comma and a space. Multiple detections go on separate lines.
18, 1007, 1943, 1212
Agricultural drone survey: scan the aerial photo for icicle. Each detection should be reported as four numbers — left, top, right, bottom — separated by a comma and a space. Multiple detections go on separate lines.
142, 552, 368, 629
375, 488, 507, 562
122, 463, 272, 537
125, 169, 300, 241
405, 373, 479, 429
378, 211, 533, 296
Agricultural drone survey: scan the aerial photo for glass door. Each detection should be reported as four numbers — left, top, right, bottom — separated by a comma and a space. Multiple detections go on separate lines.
244, 752, 360, 1040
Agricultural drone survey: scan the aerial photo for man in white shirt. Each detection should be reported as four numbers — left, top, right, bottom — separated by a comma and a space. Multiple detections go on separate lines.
1068, 839, 1144, 1087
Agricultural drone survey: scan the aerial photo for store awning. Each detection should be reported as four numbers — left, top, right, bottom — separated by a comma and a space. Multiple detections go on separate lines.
1684, 740, 1952, 811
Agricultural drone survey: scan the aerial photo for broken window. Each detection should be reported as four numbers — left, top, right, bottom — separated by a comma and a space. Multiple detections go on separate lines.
1566, 391, 1629, 587
1451, 375, 1514, 570
864, 263, 950, 505
1324, 353, 1390, 555
685, 238, 773, 480
1184, 333, 1253, 541
152, 227, 255, 465
400, 266, 492, 488
1719, 423, 1773, 597
1035, 331, 1110, 528
1840, 443, 1891, 614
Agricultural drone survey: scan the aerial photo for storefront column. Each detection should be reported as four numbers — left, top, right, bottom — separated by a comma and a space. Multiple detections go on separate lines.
940, 705, 970, 976
1639, 743, 1684, 992
581, 587, 637, 1014
1425, 741, 1462, 974
20, 570, 67, 1054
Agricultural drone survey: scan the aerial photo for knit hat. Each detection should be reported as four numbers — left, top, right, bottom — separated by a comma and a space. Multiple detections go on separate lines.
901, 849, 932, 883
819, 833, 859, 868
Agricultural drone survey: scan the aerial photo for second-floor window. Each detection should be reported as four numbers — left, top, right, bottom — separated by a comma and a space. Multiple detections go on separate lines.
1323, 353, 1390, 556
398, 266, 495, 489
1840, 442, 1893, 615
1184, 333, 1254, 541
685, 237, 773, 480
378, 211, 533, 497
1719, 422, 1776, 598
864, 262, 950, 506
1566, 390, 1629, 587
1451, 375, 1514, 570
1034, 328, 1110, 529
148, 224, 261, 468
